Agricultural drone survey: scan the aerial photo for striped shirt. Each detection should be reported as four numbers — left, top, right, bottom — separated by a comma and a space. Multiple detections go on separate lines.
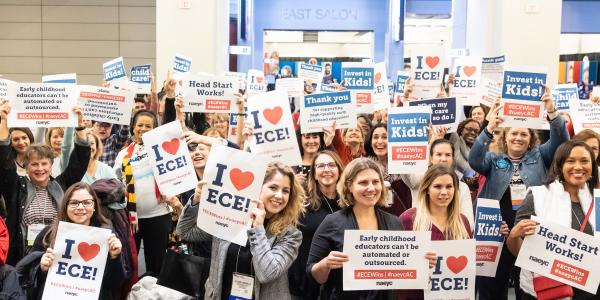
23, 187, 58, 227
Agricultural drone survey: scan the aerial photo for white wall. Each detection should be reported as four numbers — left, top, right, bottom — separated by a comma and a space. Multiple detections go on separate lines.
560, 34, 600, 55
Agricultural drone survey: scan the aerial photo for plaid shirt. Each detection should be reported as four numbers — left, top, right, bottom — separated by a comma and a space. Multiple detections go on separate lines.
99, 125, 130, 167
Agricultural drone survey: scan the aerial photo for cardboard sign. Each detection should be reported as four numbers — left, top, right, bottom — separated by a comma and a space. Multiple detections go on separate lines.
174, 53, 192, 74
425, 239, 476, 300
181, 75, 237, 113
102, 57, 126, 82
515, 217, 600, 293
480, 55, 505, 107
300, 91, 356, 134
275, 77, 304, 97
474, 198, 504, 277
246, 69, 267, 95
569, 98, 600, 134
387, 106, 431, 174
500, 67, 547, 129
42, 222, 111, 300
451, 56, 482, 106
342, 62, 374, 113
394, 71, 410, 105
372, 62, 390, 111
130, 65, 151, 94
247, 90, 302, 166
298, 63, 324, 91
77, 85, 134, 125
343, 230, 431, 290
141, 121, 197, 197
42, 73, 77, 84
552, 83, 578, 111
411, 46, 445, 99
197, 145, 267, 246
10, 83, 77, 127
409, 97, 458, 132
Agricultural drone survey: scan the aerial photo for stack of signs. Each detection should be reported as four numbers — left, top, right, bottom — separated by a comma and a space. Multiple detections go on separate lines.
342, 62, 374, 113
300, 91, 356, 133
77, 86, 134, 125
173, 53, 192, 74
409, 97, 458, 132
387, 106, 431, 174
42, 73, 77, 84
246, 69, 267, 95
569, 98, 600, 134
197, 145, 268, 246
247, 90, 302, 166
142, 121, 197, 197
552, 83, 578, 111
181, 75, 237, 113
474, 198, 504, 277
130, 65, 151, 94
10, 83, 77, 127
411, 46, 445, 99
480, 56, 506, 107
500, 67, 547, 129
275, 77, 304, 97
103, 57, 126, 83
298, 63, 324, 92
394, 71, 410, 105
426, 239, 476, 300
451, 56, 482, 106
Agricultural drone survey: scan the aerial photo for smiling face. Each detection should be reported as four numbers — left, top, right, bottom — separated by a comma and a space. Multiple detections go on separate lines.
49, 130, 64, 153
189, 143, 210, 170
26, 155, 52, 187
370, 127, 388, 158
470, 107, 485, 123
505, 128, 531, 157
314, 154, 340, 189
427, 174, 455, 210
10, 130, 30, 154
461, 121, 480, 146
211, 114, 229, 137
349, 168, 382, 208
66, 189, 95, 226
562, 146, 593, 190
301, 134, 321, 155
260, 172, 291, 218
344, 127, 363, 144
133, 115, 155, 143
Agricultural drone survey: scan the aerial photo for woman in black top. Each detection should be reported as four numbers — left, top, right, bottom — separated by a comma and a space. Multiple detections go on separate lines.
289, 150, 344, 299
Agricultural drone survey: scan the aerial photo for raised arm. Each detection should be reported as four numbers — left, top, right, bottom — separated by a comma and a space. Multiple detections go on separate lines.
175, 181, 212, 242
538, 86, 568, 167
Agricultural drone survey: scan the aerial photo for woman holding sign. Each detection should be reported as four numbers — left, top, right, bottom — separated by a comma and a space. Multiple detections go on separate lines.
507, 141, 600, 299
468, 88, 569, 298
176, 161, 304, 300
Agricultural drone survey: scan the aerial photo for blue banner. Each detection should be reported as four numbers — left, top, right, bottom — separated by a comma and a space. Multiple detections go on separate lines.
342, 67, 374, 90
388, 112, 429, 143
501, 71, 546, 101
174, 54, 192, 73
130, 65, 151, 84
474, 206, 504, 242
408, 97, 456, 128
103, 58, 126, 82
303, 91, 351, 108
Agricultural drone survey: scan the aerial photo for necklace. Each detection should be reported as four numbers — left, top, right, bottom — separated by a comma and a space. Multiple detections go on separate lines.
322, 197, 334, 214
571, 203, 583, 229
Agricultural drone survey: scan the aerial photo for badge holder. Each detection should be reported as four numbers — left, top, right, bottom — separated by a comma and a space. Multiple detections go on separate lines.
510, 183, 527, 210
229, 246, 254, 300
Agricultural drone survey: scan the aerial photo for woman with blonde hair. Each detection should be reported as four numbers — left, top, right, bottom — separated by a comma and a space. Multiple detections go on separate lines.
82, 132, 116, 184
176, 161, 305, 299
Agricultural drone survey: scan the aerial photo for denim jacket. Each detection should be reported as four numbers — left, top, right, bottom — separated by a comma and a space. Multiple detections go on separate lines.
468, 115, 569, 201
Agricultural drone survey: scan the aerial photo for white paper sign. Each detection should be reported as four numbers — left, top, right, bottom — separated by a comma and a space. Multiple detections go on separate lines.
372, 62, 390, 111
474, 198, 504, 277
103, 57, 126, 82
297, 63, 324, 91
246, 69, 267, 95
42, 222, 111, 300
569, 98, 600, 134
387, 106, 431, 174
480, 55, 506, 107
451, 56, 482, 106
10, 83, 77, 127
42, 73, 77, 84
77, 85, 134, 125
500, 66, 547, 129
0, 78, 16, 100
275, 77, 304, 97
426, 239, 476, 300
247, 90, 302, 166
300, 91, 356, 134
343, 230, 431, 290
181, 75, 237, 113
223, 71, 247, 91
342, 62, 375, 113
142, 121, 197, 197
411, 46, 445, 99
197, 145, 267, 246
515, 217, 600, 293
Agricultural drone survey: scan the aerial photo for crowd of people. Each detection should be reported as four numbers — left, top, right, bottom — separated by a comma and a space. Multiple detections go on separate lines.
0, 57, 598, 300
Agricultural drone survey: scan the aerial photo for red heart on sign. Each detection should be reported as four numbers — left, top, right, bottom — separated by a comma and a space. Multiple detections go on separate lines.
256, 77, 264, 83
263, 106, 283, 125
374, 72, 382, 84
78, 242, 101, 262
162, 138, 180, 155
463, 66, 477, 77
446, 255, 468, 274
230, 168, 254, 191
425, 56, 440, 69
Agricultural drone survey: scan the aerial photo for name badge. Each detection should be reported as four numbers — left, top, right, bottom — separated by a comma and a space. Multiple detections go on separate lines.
27, 223, 46, 246
229, 272, 254, 300
510, 183, 527, 210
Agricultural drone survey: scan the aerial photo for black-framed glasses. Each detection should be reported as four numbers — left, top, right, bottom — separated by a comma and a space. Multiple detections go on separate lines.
315, 162, 337, 170
187, 143, 199, 151
68, 199, 94, 208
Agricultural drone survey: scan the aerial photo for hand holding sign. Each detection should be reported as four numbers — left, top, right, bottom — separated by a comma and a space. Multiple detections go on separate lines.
40, 248, 55, 272
426, 251, 438, 269
511, 219, 539, 239
486, 105, 504, 133
250, 199, 266, 227
540, 85, 557, 117
321, 251, 350, 270
192, 180, 207, 205
107, 233, 122, 259
0, 100, 9, 119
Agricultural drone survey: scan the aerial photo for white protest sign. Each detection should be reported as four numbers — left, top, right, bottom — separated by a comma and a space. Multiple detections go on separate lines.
372, 62, 390, 111
569, 98, 600, 134
141, 121, 197, 197
102, 57, 126, 82
411, 46, 445, 99
515, 217, 600, 293
451, 56, 482, 106
174, 53, 192, 74
11, 83, 77, 127
0, 79, 16, 100
181, 75, 237, 113
426, 239, 476, 300
500, 66, 547, 129
247, 90, 302, 166
42, 73, 77, 84
246, 69, 267, 95
223, 71, 247, 91
394, 71, 410, 105
77, 85, 134, 125
474, 198, 504, 277
480, 55, 505, 107
298, 63, 324, 91
552, 83, 578, 111
300, 91, 356, 134
130, 65, 151, 94
409, 97, 458, 132
42, 222, 111, 300
198, 145, 267, 246
342, 62, 375, 113
343, 230, 430, 290
387, 106, 431, 174
275, 77, 304, 97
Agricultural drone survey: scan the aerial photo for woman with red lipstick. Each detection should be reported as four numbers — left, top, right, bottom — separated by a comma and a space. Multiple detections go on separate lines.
8, 127, 34, 176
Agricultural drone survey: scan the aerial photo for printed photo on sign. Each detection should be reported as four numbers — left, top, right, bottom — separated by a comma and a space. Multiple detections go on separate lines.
297, 63, 324, 92
474, 198, 504, 277
42, 222, 111, 300
425, 239, 476, 300
246, 69, 267, 95
480, 55, 506, 107
197, 145, 268, 246
451, 56, 482, 106
515, 216, 600, 294
130, 65, 151, 94
247, 90, 302, 166
42, 73, 77, 84
552, 83, 578, 111
275, 77, 304, 98
103, 57, 126, 82
372, 62, 390, 111
174, 53, 192, 74
342, 62, 375, 113
10, 83, 77, 127
77, 85, 134, 125
408, 97, 458, 132
181, 74, 237, 113
500, 67, 547, 129
411, 46, 445, 99
343, 230, 431, 291
300, 91, 356, 134
387, 106, 431, 174
141, 121, 198, 197
569, 98, 600, 134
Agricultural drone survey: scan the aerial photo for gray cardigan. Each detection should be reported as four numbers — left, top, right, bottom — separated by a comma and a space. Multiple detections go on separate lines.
176, 203, 302, 300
